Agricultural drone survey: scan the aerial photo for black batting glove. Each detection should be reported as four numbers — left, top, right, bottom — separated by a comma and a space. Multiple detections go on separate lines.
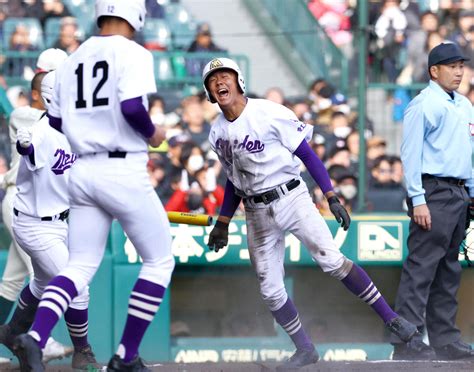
328, 196, 351, 231
207, 220, 229, 252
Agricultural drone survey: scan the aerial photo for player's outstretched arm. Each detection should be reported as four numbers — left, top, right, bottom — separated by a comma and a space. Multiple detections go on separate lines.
207, 180, 242, 252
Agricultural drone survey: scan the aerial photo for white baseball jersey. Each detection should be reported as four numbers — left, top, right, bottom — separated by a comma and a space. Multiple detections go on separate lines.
209, 98, 313, 197
49, 35, 157, 155
3, 106, 44, 188
14, 114, 75, 217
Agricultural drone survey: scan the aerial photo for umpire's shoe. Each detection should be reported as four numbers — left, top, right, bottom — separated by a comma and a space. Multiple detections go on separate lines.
385, 316, 418, 342
393, 339, 436, 360
107, 354, 151, 372
12, 333, 44, 372
434, 340, 474, 360
276, 346, 319, 371
72, 344, 102, 370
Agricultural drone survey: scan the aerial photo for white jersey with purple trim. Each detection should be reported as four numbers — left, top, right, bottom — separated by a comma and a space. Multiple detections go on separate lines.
48, 35, 157, 155
14, 115, 75, 217
209, 98, 313, 197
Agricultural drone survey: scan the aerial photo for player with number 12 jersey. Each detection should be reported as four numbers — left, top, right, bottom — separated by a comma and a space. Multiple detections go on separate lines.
49, 35, 156, 154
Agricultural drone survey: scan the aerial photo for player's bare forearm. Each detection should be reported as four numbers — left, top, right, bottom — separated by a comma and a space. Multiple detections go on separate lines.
216, 215, 232, 224
324, 190, 336, 199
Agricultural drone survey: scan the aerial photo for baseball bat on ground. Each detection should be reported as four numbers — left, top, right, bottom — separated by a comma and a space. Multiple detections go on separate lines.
167, 211, 213, 226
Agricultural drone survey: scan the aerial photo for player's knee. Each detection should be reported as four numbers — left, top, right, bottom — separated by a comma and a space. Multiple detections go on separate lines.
0, 281, 24, 301
326, 257, 353, 280
140, 254, 175, 287
261, 288, 288, 311
69, 286, 89, 310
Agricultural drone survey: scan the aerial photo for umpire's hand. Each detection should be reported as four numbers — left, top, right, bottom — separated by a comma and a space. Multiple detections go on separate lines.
328, 196, 351, 231
207, 220, 229, 252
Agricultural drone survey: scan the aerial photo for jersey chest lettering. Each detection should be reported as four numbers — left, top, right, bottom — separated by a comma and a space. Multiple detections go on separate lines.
51, 149, 77, 175
216, 134, 265, 159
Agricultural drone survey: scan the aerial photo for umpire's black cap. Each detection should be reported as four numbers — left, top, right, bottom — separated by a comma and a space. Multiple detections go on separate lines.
428, 43, 470, 68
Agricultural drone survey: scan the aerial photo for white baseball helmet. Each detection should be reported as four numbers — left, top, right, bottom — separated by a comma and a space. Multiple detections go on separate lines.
36, 48, 68, 72
41, 71, 56, 110
95, 0, 146, 32
202, 57, 246, 103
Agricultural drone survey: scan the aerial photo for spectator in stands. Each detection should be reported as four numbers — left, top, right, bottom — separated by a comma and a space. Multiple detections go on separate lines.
6, 24, 38, 81
181, 98, 211, 152
399, 11, 441, 83
366, 136, 387, 169
323, 111, 353, 154
389, 155, 404, 186
147, 154, 170, 202
289, 99, 313, 123
264, 87, 285, 105
367, 155, 406, 212
6, 86, 29, 108
374, 0, 408, 82
25, 0, 71, 29
325, 146, 351, 169
186, 23, 227, 76
165, 133, 192, 183
308, 0, 353, 55
448, 10, 474, 69
53, 17, 82, 54
345, 130, 359, 175
146, 0, 165, 19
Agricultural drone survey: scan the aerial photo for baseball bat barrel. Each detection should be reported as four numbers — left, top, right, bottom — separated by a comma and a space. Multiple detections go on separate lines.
167, 211, 213, 226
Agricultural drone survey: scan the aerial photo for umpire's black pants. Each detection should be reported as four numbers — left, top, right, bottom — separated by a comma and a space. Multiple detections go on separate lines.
390, 177, 469, 347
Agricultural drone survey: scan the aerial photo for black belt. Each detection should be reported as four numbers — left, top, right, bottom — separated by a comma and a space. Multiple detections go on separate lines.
14, 208, 69, 221
108, 151, 127, 158
422, 174, 465, 186
251, 179, 300, 204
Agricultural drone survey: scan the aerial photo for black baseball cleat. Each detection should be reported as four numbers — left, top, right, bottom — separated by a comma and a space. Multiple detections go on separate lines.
12, 333, 44, 372
0, 324, 15, 352
276, 346, 319, 371
107, 354, 151, 372
393, 339, 437, 360
385, 316, 418, 342
434, 340, 474, 360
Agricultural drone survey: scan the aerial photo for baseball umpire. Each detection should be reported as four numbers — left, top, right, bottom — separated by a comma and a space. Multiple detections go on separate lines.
12, 1, 174, 371
203, 57, 418, 370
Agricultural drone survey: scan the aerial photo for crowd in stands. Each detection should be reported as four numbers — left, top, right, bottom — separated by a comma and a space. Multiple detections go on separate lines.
0, 0, 473, 217
307, 0, 473, 90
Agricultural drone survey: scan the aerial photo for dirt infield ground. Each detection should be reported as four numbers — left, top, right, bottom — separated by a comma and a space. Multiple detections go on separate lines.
1, 360, 474, 372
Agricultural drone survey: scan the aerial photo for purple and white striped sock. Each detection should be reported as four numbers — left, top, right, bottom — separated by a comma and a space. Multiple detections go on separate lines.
65, 307, 89, 350
341, 264, 397, 323
272, 298, 314, 351
117, 279, 165, 363
29, 276, 78, 348
8, 285, 40, 334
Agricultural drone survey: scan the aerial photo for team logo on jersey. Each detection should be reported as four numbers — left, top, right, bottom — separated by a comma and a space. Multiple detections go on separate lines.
51, 149, 77, 175
209, 59, 224, 70
216, 135, 265, 158
297, 122, 306, 132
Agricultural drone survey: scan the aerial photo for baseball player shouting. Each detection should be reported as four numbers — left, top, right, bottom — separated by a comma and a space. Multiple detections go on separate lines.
0, 48, 73, 364
0, 71, 99, 371
13, 1, 174, 371
203, 58, 418, 371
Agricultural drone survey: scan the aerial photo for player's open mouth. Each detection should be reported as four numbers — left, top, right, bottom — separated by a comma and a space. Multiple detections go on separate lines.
217, 88, 229, 99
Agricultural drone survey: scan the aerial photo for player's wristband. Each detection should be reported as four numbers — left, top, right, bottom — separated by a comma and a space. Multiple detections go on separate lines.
215, 220, 229, 229
327, 196, 340, 205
